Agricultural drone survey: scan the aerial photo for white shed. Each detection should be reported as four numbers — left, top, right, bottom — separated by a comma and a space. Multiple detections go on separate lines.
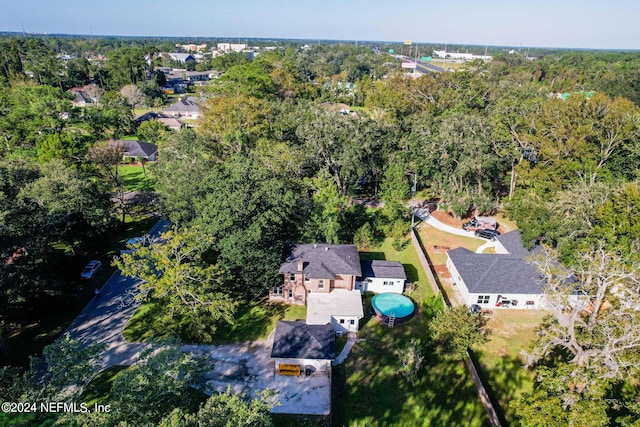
355, 260, 407, 295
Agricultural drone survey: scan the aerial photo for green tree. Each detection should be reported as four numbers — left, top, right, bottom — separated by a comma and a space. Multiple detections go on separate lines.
104, 47, 149, 89
199, 95, 272, 158
137, 120, 170, 145
114, 228, 236, 342
429, 305, 487, 361
304, 174, 350, 244
156, 388, 275, 427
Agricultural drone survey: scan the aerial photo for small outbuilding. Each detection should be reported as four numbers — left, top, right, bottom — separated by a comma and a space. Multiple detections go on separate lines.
271, 321, 335, 374
356, 260, 407, 294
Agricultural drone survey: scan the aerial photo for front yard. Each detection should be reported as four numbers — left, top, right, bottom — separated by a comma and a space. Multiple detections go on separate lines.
123, 299, 307, 344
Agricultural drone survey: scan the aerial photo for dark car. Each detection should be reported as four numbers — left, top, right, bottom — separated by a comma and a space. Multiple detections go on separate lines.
475, 228, 500, 241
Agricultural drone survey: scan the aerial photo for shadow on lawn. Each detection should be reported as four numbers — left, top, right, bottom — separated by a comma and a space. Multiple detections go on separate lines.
211, 301, 289, 344
333, 328, 491, 427
472, 350, 532, 426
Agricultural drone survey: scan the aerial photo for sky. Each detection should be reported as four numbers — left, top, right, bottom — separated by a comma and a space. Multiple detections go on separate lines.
2, 0, 639, 50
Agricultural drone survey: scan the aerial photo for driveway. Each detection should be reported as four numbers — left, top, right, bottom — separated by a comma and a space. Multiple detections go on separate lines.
183, 339, 332, 415
65, 217, 333, 414
65, 218, 170, 368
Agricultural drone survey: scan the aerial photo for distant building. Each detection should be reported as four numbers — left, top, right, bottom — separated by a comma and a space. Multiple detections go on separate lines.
163, 97, 200, 119
217, 43, 248, 52
433, 50, 492, 61
167, 53, 196, 63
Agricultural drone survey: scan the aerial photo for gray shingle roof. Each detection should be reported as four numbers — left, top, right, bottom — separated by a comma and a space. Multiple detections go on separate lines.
279, 244, 361, 279
270, 321, 335, 360
164, 98, 200, 113
359, 260, 407, 280
495, 230, 531, 258
110, 140, 158, 159
447, 247, 544, 295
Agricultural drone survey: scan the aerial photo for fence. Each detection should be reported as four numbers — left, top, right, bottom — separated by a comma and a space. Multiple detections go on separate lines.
410, 223, 503, 427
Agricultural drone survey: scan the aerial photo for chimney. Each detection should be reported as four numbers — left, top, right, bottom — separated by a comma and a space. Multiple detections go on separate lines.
297, 261, 304, 272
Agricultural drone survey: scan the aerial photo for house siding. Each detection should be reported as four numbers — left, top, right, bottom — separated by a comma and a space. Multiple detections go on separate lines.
355, 277, 404, 294
332, 274, 354, 291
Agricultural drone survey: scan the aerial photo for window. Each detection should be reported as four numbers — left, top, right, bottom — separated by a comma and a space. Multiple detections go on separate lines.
304, 275, 310, 282
339, 319, 345, 324
272, 286, 283, 295
289, 273, 295, 282
318, 279, 325, 289
350, 319, 355, 325
383, 281, 394, 286
288, 289, 293, 298
477, 295, 490, 304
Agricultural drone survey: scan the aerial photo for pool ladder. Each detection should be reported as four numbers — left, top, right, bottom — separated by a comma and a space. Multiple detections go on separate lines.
387, 313, 396, 328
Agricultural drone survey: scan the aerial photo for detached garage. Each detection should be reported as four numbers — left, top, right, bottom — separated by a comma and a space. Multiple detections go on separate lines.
271, 321, 335, 374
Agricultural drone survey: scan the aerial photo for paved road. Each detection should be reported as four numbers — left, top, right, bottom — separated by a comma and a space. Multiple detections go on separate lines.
65, 218, 170, 368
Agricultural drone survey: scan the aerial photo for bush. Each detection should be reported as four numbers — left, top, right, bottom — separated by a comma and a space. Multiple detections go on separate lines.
395, 338, 424, 385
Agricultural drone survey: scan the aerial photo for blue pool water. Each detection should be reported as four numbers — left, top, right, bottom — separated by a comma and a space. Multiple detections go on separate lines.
371, 293, 415, 318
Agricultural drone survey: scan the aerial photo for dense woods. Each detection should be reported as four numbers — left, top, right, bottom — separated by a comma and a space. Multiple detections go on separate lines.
1, 34, 640, 425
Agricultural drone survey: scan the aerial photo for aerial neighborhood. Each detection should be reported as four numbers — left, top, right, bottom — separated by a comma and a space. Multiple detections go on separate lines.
1, 18, 640, 427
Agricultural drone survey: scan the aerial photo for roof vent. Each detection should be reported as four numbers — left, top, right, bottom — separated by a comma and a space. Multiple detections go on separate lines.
325, 247, 329, 251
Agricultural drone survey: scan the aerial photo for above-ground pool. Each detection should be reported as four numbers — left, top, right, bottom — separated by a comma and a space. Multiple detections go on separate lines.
371, 293, 415, 325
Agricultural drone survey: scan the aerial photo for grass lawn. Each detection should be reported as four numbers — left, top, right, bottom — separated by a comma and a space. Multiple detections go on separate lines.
417, 223, 483, 264
332, 295, 490, 427
123, 299, 307, 344
332, 237, 490, 426
117, 164, 156, 191
360, 236, 435, 303
472, 310, 547, 425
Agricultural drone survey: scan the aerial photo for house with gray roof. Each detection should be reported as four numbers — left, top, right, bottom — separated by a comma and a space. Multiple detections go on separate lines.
163, 98, 200, 119
167, 53, 196, 63
356, 260, 407, 294
274, 243, 361, 305
271, 321, 334, 373
109, 139, 158, 161
446, 230, 546, 309
273, 243, 365, 332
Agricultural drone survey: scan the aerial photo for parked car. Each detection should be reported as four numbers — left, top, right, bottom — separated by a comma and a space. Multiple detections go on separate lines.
81, 260, 102, 279
120, 236, 145, 255
475, 228, 501, 241
462, 216, 498, 232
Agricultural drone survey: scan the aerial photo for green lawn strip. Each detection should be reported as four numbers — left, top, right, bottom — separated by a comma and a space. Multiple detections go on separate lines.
472, 310, 547, 425
81, 366, 128, 406
117, 164, 156, 191
333, 299, 489, 427
337, 241, 488, 426
123, 299, 307, 344
360, 235, 435, 303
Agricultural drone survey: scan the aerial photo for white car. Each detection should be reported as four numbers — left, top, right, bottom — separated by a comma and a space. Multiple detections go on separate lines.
81, 260, 102, 279
120, 237, 145, 255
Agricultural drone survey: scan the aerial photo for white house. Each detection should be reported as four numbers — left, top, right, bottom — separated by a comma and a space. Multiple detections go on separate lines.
270, 321, 334, 374
356, 260, 406, 294
446, 231, 545, 309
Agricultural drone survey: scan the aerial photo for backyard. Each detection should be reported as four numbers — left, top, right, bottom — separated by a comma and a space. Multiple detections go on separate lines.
415, 211, 546, 426
333, 236, 491, 427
